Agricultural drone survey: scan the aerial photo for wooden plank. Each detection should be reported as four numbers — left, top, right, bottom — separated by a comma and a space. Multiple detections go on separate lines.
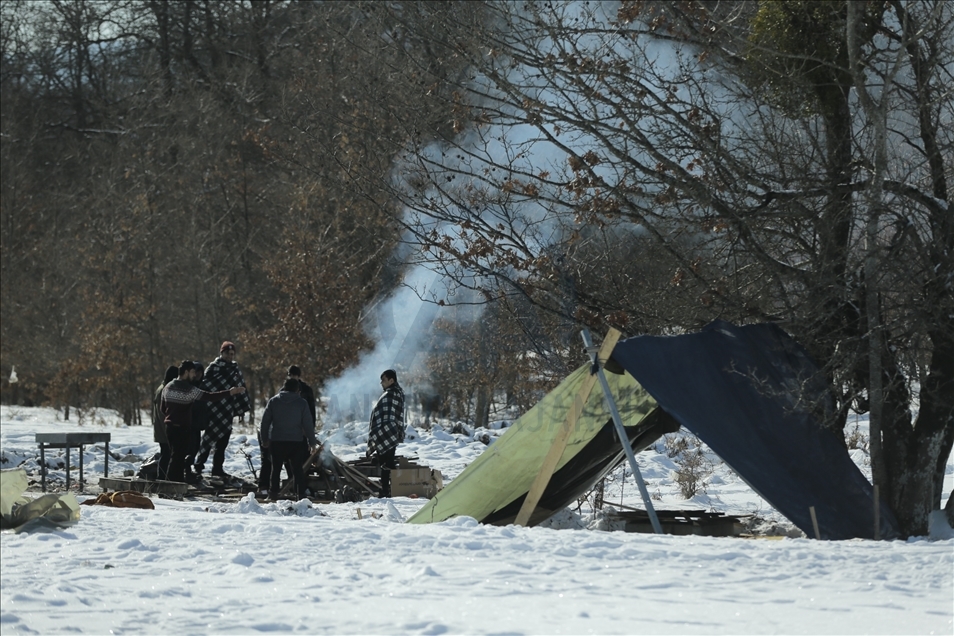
37, 432, 112, 444
99, 477, 187, 496
337, 460, 380, 495
515, 329, 622, 527
809, 505, 821, 540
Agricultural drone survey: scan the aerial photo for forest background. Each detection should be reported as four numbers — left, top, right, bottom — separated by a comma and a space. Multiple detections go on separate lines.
1, 0, 951, 537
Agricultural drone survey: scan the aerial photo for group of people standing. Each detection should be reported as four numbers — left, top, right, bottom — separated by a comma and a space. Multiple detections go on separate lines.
254, 367, 406, 500
152, 341, 250, 484
151, 339, 407, 501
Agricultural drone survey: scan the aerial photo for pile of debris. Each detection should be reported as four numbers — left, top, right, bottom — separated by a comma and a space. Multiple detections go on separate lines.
602, 506, 750, 537
279, 445, 379, 502
100, 443, 443, 504
344, 455, 444, 499
281, 446, 443, 502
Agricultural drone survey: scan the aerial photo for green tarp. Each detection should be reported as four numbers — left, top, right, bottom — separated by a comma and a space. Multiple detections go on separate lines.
408, 363, 660, 525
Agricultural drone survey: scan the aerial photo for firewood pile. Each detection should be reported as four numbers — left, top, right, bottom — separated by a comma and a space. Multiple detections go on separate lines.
285, 448, 443, 501
278, 444, 381, 502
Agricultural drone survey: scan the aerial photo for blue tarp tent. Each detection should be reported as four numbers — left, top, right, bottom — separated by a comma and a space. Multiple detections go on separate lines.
611, 320, 899, 540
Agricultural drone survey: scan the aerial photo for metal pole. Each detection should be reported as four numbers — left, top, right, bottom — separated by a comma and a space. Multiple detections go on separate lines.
65, 444, 72, 492
581, 330, 663, 535
40, 444, 47, 493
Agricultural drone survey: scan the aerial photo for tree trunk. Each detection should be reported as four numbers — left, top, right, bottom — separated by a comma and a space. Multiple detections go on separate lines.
935, 422, 954, 512
879, 329, 952, 535
474, 385, 491, 430
879, 0, 954, 537
149, 0, 174, 98
945, 490, 954, 529
811, 82, 857, 440
888, 425, 949, 535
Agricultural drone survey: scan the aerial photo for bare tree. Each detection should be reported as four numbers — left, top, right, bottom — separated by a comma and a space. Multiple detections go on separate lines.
377, 0, 952, 536
0, 1, 472, 416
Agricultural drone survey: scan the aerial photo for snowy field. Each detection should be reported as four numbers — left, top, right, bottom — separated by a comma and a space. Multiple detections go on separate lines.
1, 404, 952, 635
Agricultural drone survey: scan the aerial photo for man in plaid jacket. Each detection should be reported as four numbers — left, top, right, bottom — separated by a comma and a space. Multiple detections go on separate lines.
366, 369, 405, 498
194, 341, 251, 479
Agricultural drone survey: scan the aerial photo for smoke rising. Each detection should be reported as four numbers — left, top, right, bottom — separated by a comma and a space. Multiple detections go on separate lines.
320, 2, 684, 426
321, 266, 443, 424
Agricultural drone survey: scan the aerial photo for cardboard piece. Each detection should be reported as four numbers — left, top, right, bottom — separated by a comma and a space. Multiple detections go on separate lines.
390, 458, 443, 498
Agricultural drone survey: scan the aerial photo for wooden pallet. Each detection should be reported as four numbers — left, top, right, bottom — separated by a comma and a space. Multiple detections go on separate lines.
99, 477, 187, 496
605, 507, 749, 537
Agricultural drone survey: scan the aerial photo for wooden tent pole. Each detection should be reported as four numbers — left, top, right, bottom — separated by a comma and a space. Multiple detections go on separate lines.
514, 329, 622, 527
582, 329, 663, 535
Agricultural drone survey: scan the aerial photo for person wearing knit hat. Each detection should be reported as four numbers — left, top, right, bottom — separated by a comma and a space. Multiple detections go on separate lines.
193, 340, 250, 480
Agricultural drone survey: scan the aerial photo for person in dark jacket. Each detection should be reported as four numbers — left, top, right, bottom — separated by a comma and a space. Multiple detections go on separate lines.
257, 365, 316, 495
258, 364, 308, 495
287, 365, 317, 424
152, 366, 179, 480
195, 341, 251, 479
161, 360, 246, 483
260, 378, 317, 500
366, 369, 405, 498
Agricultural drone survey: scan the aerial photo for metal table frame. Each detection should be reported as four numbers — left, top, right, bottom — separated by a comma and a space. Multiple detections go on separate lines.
36, 432, 112, 492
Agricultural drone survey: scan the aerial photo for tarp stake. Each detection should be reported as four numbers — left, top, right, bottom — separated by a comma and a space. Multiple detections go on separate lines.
582, 329, 663, 535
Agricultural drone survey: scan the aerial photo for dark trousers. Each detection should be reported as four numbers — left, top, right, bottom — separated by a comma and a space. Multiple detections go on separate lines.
258, 445, 302, 492
376, 447, 397, 498
184, 429, 201, 473
195, 437, 228, 475
258, 450, 272, 491
157, 442, 171, 480
269, 441, 307, 499
165, 424, 193, 483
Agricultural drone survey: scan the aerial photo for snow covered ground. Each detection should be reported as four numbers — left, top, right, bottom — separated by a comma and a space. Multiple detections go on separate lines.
1, 404, 952, 635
